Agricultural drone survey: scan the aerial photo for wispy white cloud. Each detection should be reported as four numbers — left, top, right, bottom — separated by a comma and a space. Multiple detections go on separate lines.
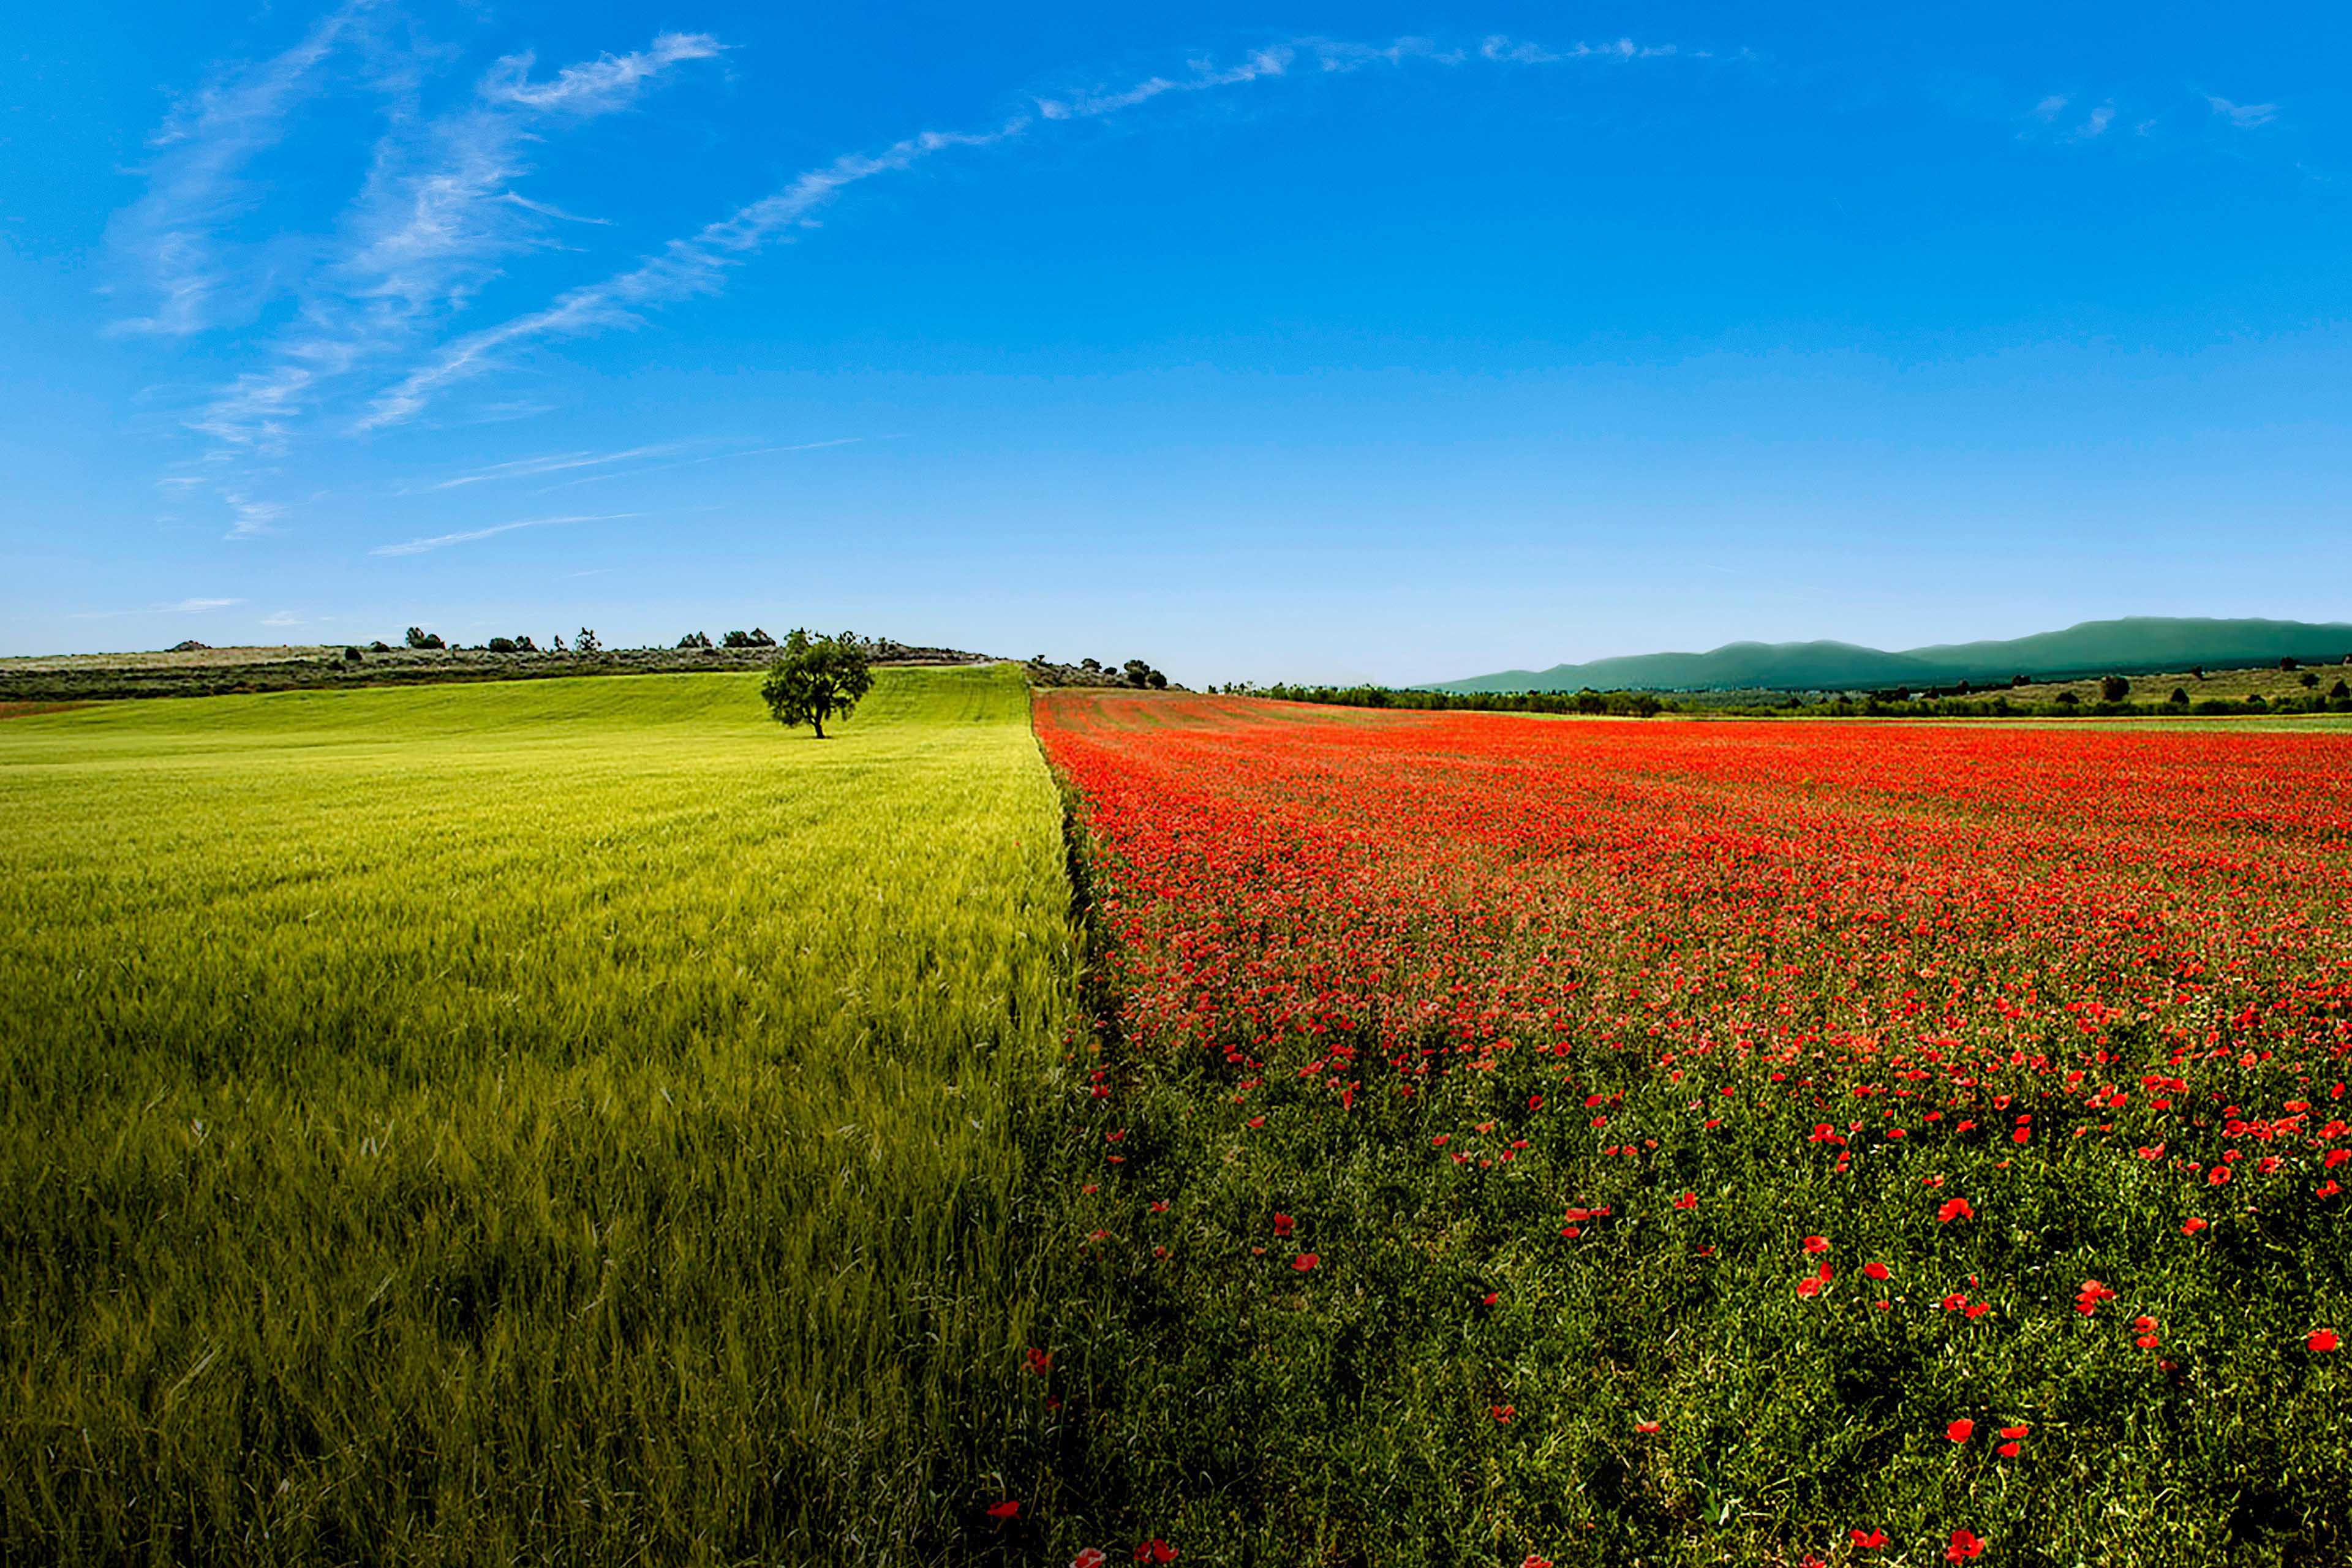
532, 436, 871, 491
185, 26, 721, 456
2206, 95, 2277, 129
1033, 45, 1296, 121
126, 25, 1703, 529
107, 0, 380, 338
361, 34, 1691, 432
127, 17, 723, 540
369, 510, 644, 556
1480, 36, 1681, 64
415, 442, 698, 492
483, 32, 723, 113
223, 492, 290, 538
70, 596, 247, 619
358, 121, 1022, 430
2019, 93, 2122, 146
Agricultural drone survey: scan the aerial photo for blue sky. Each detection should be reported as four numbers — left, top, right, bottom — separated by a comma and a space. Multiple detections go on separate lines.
4, 2, 2346, 684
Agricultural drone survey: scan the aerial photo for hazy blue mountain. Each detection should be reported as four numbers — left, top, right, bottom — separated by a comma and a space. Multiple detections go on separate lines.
1426, 617, 2352, 693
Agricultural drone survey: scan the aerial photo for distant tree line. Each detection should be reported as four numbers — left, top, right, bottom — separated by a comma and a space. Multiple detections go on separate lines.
1027, 655, 1171, 690
400, 625, 600, 654
1235, 684, 1675, 717
1220, 670, 2352, 722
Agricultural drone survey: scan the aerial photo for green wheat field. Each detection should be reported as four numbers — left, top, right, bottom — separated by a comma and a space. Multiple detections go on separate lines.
0, 666, 1072, 1562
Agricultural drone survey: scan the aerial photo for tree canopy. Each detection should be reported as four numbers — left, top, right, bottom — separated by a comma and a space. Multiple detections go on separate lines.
760, 629, 873, 739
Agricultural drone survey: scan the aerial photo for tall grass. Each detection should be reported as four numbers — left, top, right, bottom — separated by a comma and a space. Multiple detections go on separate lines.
0, 666, 1072, 1564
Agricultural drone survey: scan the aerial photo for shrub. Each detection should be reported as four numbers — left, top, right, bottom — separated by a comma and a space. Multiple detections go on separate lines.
2169, 687, 2190, 706
2301, 671, 2320, 688
486, 638, 519, 654
2332, 679, 2351, 701
678, 631, 713, 649
404, 627, 445, 650
2099, 675, 2130, 703
576, 628, 601, 655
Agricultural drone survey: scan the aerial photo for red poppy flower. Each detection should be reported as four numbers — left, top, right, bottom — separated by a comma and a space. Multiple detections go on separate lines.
1795, 1277, 1823, 1298
1803, 1235, 1831, 1253
2312, 1329, 2341, 1353
1491, 1404, 1516, 1423
1947, 1527, 1986, 1561
1946, 1418, 1975, 1443
987, 1501, 1020, 1520
1292, 1253, 1319, 1272
1025, 1348, 1053, 1376
1863, 1261, 1890, 1281
1937, 1197, 1974, 1224
1272, 1213, 1294, 1237
1635, 1419, 1660, 1433
1673, 1191, 1698, 1210
2182, 1217, 2209, 1235
1073, 1550, 1107, 1568
1850, 1526, 1888, 1548
1133, 1540, 1178, 1564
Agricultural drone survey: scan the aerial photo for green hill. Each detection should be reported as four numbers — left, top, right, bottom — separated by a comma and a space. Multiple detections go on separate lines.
1427, 616, 2352, 693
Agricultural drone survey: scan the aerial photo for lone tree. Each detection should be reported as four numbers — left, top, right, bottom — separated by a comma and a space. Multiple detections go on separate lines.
761, 628, 873, 739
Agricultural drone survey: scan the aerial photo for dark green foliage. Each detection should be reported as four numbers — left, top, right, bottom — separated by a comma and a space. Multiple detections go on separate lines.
761, 628, 875, 739
404, 627, 445, 650
2100, 675, 2130, 703
1259, 685, 1679, 718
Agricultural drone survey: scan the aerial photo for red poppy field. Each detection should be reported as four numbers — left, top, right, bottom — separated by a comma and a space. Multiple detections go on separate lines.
1012, 693, 2352, 1567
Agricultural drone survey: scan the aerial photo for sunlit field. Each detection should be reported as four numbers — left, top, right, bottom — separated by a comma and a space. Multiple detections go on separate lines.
9, 676, 2351, 1567
1027, 693, 2352, 1568
0, 665, 1073, 1563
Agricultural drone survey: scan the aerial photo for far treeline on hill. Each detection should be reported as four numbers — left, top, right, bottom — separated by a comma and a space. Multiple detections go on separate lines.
0, 630, 1175, 704
1425, 616, 2352, 695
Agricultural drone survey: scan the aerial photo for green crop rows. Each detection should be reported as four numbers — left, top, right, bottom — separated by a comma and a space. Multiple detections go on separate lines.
0, 666, 1072, 1563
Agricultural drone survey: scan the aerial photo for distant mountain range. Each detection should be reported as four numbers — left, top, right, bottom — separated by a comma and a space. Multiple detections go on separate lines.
1424, 617, 2352, 694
